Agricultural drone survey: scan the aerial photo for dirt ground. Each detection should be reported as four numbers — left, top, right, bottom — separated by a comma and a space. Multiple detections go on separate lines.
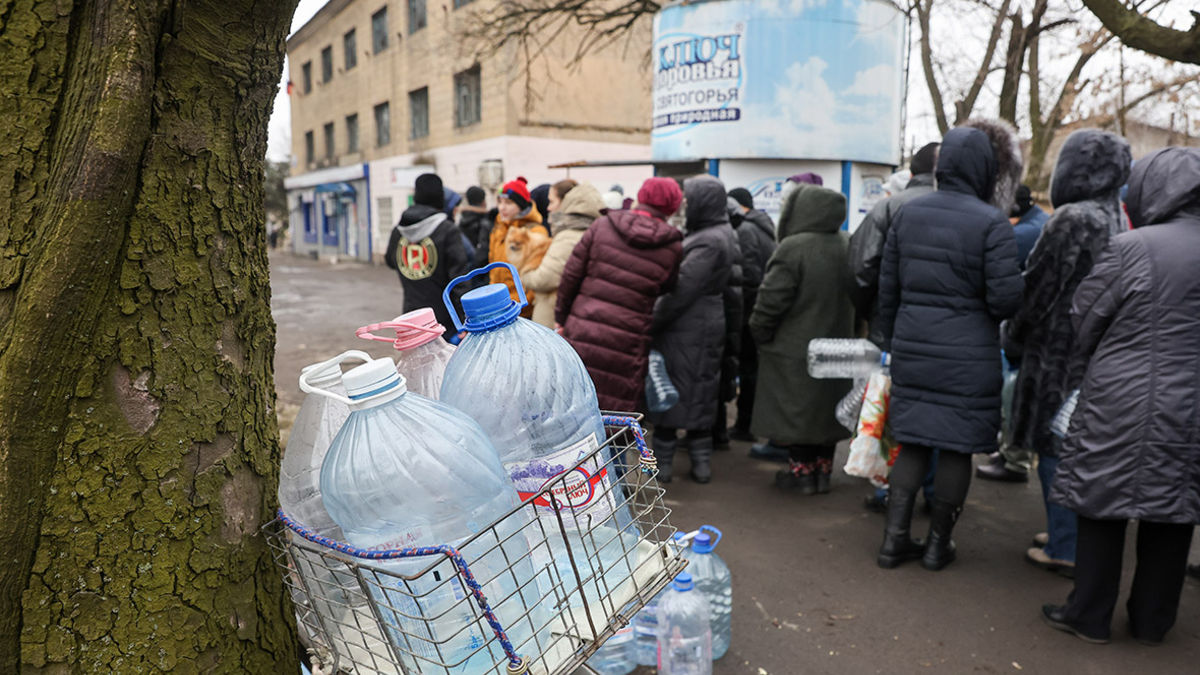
271, 252, 1200, 675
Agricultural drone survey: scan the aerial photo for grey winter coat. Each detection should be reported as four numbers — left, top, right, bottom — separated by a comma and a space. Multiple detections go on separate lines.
877, 126, 1024, 454
750, 185, 855, 445
651, 175, 742, 430
1050, 147, 1200, 524
737, 209, 777, 308
848, 173, 935, 346
1005, 129, 1131, 456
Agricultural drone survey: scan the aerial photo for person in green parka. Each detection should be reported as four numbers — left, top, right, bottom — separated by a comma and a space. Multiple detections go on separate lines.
749, 183, 856, 494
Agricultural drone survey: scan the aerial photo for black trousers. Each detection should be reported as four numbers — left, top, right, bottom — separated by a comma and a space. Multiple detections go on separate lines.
889, 443, 972, 506
734, 324, 758, 431
1064, 516, 1194, 640
788, 444, 835, 463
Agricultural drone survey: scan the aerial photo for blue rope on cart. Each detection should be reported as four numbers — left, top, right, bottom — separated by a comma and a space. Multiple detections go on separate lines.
278, 511, 525, 672
601, 415, 654, 475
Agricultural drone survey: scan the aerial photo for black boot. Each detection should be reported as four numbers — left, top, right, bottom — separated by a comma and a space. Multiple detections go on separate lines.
815, 457, 833, 494
922, 499, 962, 571
689, 437, 713, 484
878, 486, 925, 568
653, 435, 677, 484
775, 461, 816, 494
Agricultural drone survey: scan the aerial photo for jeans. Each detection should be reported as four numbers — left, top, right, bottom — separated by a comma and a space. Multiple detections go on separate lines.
1037, 454, 1077, 562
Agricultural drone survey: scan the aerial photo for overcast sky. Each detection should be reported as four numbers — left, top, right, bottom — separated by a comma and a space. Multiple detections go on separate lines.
266, 0, 331, 162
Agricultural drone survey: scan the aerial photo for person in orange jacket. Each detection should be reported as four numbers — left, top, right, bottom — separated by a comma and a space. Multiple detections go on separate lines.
489, 177, 548, 312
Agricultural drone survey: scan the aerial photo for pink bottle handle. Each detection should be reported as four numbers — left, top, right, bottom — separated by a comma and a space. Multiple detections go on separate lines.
356, 317, 443, 349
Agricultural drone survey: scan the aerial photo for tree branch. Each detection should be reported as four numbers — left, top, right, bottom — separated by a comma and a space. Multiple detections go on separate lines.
1082, 0, 1200, 64
917, 0, 950, 134
955, 0, 1014, 124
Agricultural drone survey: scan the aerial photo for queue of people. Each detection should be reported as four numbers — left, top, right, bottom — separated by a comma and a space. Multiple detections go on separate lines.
382, 125, 1200, 646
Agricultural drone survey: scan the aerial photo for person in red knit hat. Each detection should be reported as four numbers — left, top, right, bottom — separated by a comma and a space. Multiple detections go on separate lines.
489, 177, 548, 308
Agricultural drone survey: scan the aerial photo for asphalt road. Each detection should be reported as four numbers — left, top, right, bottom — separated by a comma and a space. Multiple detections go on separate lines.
271, 252, 1200, 675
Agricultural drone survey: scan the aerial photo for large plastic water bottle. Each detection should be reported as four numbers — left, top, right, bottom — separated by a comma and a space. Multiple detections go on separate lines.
439, 263, 637, 611
314, 355, 550, 674
356, 308, 455, 399
633, 532, 686, 666
682, 527, 732, 660
807, 338, 890, 379
586, 622, 636, 675
656, 573, 712, 675
645, 349, 679, 413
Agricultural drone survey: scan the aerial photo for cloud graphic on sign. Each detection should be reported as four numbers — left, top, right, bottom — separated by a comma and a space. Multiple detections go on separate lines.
843, 64, 897, 97
759, 0, 830, 16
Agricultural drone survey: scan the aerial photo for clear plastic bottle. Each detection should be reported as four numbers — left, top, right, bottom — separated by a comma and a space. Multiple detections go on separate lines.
681, 527, 732, 660
645, 349, 679, 413
586, 623, 636, 675
633, 532, 686, 666
356, 308, 455, 399
439, 263, 637, 612
835, 379, 869, 432
656, 573, 712, 675
807, 338, 889, 379
315, 356, 550, 674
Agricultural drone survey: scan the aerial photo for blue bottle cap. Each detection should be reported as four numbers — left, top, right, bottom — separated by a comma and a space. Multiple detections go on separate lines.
460, 283, 521, 332
672, 572, 694, 592
693, 533, 714, 554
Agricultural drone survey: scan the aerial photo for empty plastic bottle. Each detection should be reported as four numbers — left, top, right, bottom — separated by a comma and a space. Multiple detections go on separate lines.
439, 263, 638, 613
633, 532, 687, 666
645, 349, 679, 413
681, 527, 732, 660
356, 308, 455, 399
656, 573, 712, 675
835, 379, 869, 432
1050, 388, 1081, 439
314, 355, 550, 674
807, 338, 890, 379
586, 622, 636, 675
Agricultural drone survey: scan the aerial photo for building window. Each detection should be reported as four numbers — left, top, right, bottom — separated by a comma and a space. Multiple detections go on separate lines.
371, 7, 389, 53
409, 87, 429, 140
321, 46, 333, 83
377, 196, 393, 233
304, 130, 314, 164
346, 114, 359, 153
454, 65, 482, 128
374, 102, 391, 146
343, 29, 357, 70
302, 61, 312, 93
408, 0, 427, 34
324, 122, 335, 160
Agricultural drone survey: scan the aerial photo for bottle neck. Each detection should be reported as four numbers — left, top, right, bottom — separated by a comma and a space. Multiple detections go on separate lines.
348, 380, 407, 411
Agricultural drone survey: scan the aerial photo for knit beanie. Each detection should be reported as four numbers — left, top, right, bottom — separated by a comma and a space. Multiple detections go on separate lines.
499, 177, 532, 210
530, 183, 551, 222
910, 142, 940, 176
788, 172, 823, 186
414, 173, 444, 209
1012, 185, 1033, 217
728, 187, 754, 210
636, 177, 684, 217
465, 185, 486, 206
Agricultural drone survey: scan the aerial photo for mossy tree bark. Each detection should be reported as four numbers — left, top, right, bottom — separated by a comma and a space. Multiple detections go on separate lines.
0, 1, 299, 671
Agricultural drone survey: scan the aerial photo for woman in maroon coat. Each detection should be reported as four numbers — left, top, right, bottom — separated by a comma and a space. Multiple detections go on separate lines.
555, 178, 685, 411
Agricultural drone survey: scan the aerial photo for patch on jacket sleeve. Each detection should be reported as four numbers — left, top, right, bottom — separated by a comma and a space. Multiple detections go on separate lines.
397, 236, 438, 280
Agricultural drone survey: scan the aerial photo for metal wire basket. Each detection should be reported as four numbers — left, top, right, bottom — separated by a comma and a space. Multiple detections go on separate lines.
264, 414, 686, 675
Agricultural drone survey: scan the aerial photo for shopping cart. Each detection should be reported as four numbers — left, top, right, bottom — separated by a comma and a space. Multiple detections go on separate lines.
264, 414, 687, 675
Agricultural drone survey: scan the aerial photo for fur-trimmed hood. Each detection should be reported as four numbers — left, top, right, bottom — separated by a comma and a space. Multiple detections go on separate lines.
1050, 129, 1131, 209
1125, 146, 1200, 229
962, 118, 1023, 213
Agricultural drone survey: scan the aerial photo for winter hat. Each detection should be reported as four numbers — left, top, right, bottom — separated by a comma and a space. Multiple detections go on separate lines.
636, 177, 683, 218
1012, 185, 1033, 217
610, 184, 625, 196
601, 190, 625, 211
499, 177, 532, 210
910, 142, 940, 176
465, 185, 486, 206
530, 183, 551, 222
728, 187, 754, 210
788, 172, 824, 186
414, 173, 444, 209
443, 188, 462, 219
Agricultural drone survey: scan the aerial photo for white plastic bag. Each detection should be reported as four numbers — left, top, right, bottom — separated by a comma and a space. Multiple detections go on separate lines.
844, 372, 892, 487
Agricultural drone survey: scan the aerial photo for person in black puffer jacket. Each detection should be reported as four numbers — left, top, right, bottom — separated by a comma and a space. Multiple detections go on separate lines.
876, 120, 1024, 571
384, 173, 471, 339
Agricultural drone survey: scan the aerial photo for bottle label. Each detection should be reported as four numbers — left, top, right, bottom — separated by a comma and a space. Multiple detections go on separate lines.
506, 433, 616, 525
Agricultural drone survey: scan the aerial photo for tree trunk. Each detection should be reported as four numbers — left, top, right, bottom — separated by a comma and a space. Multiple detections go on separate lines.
997, 13, 1026, 125
0, 1, 298, 671
1082, 0, 1200, 65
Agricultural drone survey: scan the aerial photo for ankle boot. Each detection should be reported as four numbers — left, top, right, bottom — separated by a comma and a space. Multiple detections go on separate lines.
653, 436, 677, 484
878, 486, 925, 568
689, 437, 713, 484
815, 457, 834, 494
922, 499, 962, 571
774, 460, 816, 494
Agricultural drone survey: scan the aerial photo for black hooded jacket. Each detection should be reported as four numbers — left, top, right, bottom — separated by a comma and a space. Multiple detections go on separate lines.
1050, 147, 1200, 523
877, 126, 1023, 454
384, 204, 470, 338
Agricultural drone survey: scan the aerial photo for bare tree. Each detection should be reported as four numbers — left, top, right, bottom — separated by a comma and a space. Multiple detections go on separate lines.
1082, 0, 1200, 64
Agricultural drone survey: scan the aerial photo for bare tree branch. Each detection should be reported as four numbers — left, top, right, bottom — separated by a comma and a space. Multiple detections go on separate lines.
1082, 0, 1200, 64
917, 0, 951, 134
955, 0, 1013, 124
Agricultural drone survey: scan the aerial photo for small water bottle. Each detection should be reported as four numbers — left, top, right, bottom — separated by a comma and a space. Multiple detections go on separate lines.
1050, 389, 1081, 439
835, 379, 869, 432
633, 532, 686, 666
645, 349, 679, 413
657, 573, 712, 675
356, 308, 455, 399
682, 527, 732, 660
807, 338, 889, 379
586, 622, 636, 675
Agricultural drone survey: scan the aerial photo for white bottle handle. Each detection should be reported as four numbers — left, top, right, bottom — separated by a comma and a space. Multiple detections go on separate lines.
298, 349, 373, 405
